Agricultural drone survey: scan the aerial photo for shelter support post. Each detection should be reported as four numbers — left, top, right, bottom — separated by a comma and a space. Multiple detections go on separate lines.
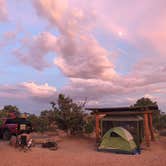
149, 113, 155, 141
95, 114, 100, 142
136, 121, 140, 149
144, 113, 150, 146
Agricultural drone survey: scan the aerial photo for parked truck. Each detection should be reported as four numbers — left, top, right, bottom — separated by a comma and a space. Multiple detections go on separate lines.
0, 117, 32, 140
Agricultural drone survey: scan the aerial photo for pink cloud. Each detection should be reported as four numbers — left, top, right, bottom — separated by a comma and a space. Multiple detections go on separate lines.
33, 0, 68, 28
58, 75, 166, 110
0, 82, 57, 113
31, 0, 166, 82
0, 0, 8, 21
3, 0, 165, 112
0, 82, 57, 102
13, 32, 57, 70
55, 35, 117, 79
121, 55, 166, 89
32, 0, 117, 79
33, 0, 96, 35
22, 82, 56, 97
3, 31, 18, 41
30, 0, 166, 111
138, 19, 166, 55
0, 30, 18, 48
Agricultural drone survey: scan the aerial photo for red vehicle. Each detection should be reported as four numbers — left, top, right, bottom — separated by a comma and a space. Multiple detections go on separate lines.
0, 118, 32, 140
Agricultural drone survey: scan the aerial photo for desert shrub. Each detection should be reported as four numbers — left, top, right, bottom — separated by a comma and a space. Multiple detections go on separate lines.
160, 114, 166, 129
0, 105, 20, 118
0, 119, 3, 126
84, 121, 94, 134
84, 115, 95, 135
28, 114, 50, 132
50, 94, 86, 135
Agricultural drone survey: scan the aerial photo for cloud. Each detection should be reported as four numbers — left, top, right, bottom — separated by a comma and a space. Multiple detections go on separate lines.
115, 54, 166, 91
33, 0, 96, 35
30, 0, 166, 111
31, 0, 118, 79
0, 82, 57, 103
0, 0, 8, 21
33, 0, 68, 29
0, 81, 56, 97
31, 0, 166, 82
0, 30, 18, 48
59, 76, 166, 111
13, 32, 57, 70
55, 35, 117, 79
3, 31, 18, 41
1, 0, 166, 112
0, 82, 57, 113
22, 82, 56, 97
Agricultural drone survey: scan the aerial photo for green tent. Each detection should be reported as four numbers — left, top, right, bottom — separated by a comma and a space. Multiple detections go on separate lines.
98, 127, 137, 154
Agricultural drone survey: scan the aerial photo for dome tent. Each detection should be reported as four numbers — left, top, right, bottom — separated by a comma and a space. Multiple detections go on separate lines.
98, 127, 137, 154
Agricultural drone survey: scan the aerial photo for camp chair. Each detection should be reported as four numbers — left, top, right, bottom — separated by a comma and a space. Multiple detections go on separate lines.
18, 135, 32, 152
19, 135, 27, 150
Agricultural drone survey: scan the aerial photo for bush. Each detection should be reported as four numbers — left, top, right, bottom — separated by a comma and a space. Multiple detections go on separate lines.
0, 119, 3, 126
51, 94, 86, 135
159, 114, 166, 129
84, 121, 94, 134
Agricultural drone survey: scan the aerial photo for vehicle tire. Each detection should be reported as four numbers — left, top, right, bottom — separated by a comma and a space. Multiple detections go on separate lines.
3, 130, 11, 140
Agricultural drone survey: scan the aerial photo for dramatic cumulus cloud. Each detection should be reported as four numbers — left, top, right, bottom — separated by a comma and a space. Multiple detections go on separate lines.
31, 0, 166, 81
1, 0, 166, 112
33, 0, 95, 35
0, 0, 8, 21
30, 0, 166, 110
30, 0, 118, 80
55, 35, 117, 79
14, 32, 57, 70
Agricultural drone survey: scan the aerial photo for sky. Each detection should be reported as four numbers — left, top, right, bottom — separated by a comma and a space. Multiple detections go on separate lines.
0, 0, 166, 114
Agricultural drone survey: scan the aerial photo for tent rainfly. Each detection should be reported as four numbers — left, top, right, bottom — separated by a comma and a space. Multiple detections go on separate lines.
98, 127, 137, 154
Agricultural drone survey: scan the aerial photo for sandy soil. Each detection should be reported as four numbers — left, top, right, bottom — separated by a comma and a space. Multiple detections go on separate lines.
0, 135, 165, 166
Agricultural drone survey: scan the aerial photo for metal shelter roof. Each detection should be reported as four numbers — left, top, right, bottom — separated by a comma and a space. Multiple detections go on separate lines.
86, 105, 158, 114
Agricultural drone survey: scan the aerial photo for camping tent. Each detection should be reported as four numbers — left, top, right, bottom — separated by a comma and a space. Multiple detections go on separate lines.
100, 115, 144, 148
98, 127, 137, 154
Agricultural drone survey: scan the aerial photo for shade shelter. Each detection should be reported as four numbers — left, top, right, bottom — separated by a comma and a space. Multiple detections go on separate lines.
86, 106, 158, 147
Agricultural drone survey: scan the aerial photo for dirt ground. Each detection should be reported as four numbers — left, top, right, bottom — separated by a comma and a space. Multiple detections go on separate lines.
0, 135, 165, 166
